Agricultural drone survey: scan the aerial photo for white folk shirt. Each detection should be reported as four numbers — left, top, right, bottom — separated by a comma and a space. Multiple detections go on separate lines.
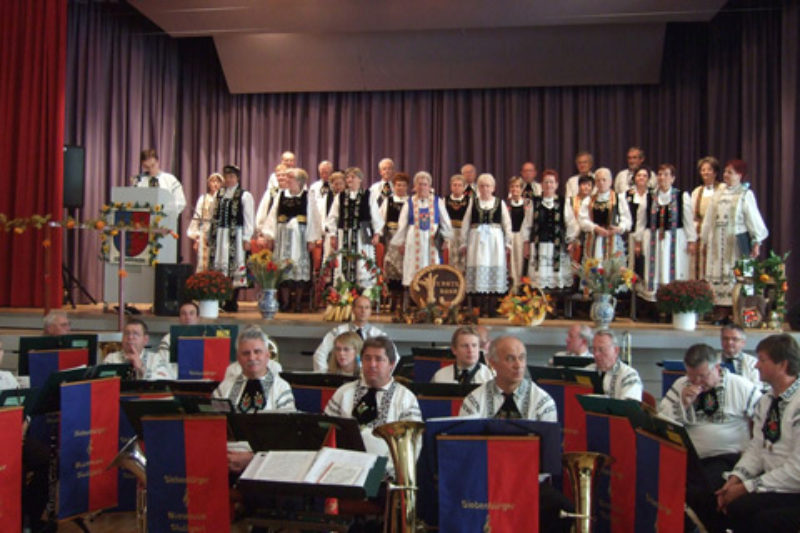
730, 378, 800, 493
459, 378, 558, 422
659, 371, 761, 458
212, 371, 295, 412
104, 350, 175, 380
134, 172, 186, 213
312, 322, 393, 372
586, 359, 643, 401
720, 351, 765, 390
431, 363, 495, 384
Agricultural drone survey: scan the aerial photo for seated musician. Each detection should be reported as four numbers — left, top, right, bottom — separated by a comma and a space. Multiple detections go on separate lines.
431, 326, 494, 384
42, 309, 71, 336
588, 329, 642, 401
553, 324, 593, 359
324, 336, 421, 469
716, 334, 800, 532
104, 318, 175, 380
216, 325, 296, 474
327, 331, 362, 377
659, 344, 761, 532
458, 336, 570, 532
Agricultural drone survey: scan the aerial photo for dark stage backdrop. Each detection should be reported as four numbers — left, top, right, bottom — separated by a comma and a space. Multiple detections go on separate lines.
62, 0, 799, 308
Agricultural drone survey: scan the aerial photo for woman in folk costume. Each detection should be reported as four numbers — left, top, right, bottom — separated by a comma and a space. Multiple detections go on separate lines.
522, 170, 578, 289
701, 159, 768, 316
506, 176, 529, 291
625, 166, 652, 281
564, 174, 594, 266
633, 164, 697, 302
578, 167, 632, 261
379, 172, 410, 310
324, 167, 384, 287
208, 164, 254, 312
445, 174, 470, 274
308, 171, 346, 266
390, 171, 453, 302
690, 156, 725, 280
186, 173, 223, 272
459, 173, 512, 317
261, 168, 312, 312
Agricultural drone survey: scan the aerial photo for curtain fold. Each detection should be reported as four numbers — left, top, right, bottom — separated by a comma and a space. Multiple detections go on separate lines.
0, 0, 66, 308
61, 0, 797, 307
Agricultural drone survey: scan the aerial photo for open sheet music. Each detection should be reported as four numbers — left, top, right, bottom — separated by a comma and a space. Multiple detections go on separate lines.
240, 446, 378, 487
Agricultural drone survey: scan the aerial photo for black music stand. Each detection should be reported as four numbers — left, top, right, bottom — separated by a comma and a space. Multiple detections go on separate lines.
228, 412, 366, 453
18, 334, 98, 376
167, 324, 238, 363
552, 355, 595, 368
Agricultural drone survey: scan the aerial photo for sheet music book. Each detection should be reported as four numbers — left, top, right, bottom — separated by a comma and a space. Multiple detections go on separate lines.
241, 446, 378, 487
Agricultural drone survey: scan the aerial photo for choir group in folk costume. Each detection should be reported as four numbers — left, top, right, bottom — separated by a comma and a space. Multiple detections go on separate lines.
183, 147, 770, 318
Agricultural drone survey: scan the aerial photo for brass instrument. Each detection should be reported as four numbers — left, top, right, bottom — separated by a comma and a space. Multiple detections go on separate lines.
372, 421, 426, 533
560, 451, 610, 533
621, 330, 632, 366
108, 436, 147, 532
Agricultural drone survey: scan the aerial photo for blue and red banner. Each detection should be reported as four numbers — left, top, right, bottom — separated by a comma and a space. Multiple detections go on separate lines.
143, 416, 229, 533
28, 348, 89, 388
59, 378, 120, 519
635, 430, 687, 532
438, 436, 539, 533
291, 385, 338, 414
177, 337, 231, 381
0, 407, 23, 529
585, 413, 638, 533
413, 357, 452, 382
418, 397, 465, 419
538, 381, 592, 452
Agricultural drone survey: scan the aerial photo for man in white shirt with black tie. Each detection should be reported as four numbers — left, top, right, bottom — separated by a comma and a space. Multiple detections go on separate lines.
613, 146, 656, 194
133, 148, 186, 213
368, 158, 395, 208
431, 326, 494, 384
590, 329, 643, 401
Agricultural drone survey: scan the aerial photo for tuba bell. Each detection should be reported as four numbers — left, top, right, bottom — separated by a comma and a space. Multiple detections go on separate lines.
560, 451, 610, 533
372, 420, 426, 533
108, 436, 147, 533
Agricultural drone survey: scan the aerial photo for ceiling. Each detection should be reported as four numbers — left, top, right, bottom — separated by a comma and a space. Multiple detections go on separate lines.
129, 0, 728, 94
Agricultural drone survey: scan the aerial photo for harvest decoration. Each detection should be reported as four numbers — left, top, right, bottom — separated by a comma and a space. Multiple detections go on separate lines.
183, 270, 234, 302
577, 253, 637, 296
247, 249, 293, 289
655, 279, 715, 315
734, 251, 790, 324
316, 249, 387, 322
498, 278, 553, 326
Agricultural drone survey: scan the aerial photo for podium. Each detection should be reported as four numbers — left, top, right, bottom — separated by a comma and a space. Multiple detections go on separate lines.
103, 187, 179, 304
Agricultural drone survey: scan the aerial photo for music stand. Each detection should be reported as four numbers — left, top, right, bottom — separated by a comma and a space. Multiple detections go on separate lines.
167, 324, 238, 363
228, 412, 366, 453
529, 364, 604, 393
0, 388, 30, 407
279, 372, 358, 389
18, 334, 99, 375
552, 355, 595, 368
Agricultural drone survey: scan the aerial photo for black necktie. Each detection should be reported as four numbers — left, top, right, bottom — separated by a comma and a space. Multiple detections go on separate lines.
321, 182, 330, 196
495, 393, 522, 419
353, 388, 379, 425
381, 181, 392, 197
238, 379, 265, 413
762, 396, 782, 444
148, 176, 159, 188
355, 327, 364, 339
695, 388, 719, 416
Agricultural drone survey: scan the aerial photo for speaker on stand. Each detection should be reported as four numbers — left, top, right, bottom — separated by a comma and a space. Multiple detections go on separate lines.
154, 263, 194, 316
62, 145, 97, 308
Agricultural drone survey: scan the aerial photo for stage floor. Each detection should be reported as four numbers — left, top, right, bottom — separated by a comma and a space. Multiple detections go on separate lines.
1, 303, 793, 398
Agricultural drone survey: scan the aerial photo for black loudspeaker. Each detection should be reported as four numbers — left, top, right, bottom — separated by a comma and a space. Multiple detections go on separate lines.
154, 263, 194, 316
787, 303, 800, 331
63, 145, 85, 209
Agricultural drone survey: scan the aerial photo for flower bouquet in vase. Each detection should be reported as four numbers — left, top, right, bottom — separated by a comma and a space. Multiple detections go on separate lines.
184, 270, 234, 318
577, 253, 637, 328
656, 279, 714, 331
247, 249, 293, 318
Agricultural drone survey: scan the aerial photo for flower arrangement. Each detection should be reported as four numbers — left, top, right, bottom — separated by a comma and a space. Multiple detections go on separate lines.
497, 278, 553, 326
247, 249, 292, 289
656, 279, 715, 315
316, 249, 387, 321
577, 253, 637, 295
734, 251, 790, 321
184, 270, 233, 302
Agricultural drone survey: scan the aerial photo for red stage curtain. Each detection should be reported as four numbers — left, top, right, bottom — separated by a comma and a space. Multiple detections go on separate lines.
0, 0, 66, 308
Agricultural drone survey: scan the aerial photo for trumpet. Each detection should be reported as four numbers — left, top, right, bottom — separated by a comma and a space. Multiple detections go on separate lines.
560, 451, 610, 533
621, 330, 632, 366
372, 421, 426, 533
108, 436, 147, 533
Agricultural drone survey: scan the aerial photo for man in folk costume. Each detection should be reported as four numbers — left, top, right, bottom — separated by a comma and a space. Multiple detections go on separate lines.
368, 157, 395, 209
460, 163, 478, 198
254, 163, 289, 244
690, 156, 724, 280
307, 170, 346, 275
379, 172, 410, 310
261, 168, 312, 312
522, 169, 578, 290
445, 173, 470, 274
307, 160, 334, 274
459, 173, 512, 317
578, 167, 632, 261
209, 164, 254, 312
633, 163, 697, 302
519, 161, 542, 199
390, 171, 453, 310
700, 159, 768, 322
324, 167, 384, 287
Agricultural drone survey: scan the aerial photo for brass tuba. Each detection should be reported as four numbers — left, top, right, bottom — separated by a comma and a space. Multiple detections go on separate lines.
372, 420, 426, 533
621, 330, 632, 366
560, 451, 610, 533
108, 436, 147, 533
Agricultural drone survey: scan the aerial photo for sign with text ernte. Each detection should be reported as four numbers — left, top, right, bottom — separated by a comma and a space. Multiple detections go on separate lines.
409, 264, 466, 309
59, 378, 120, 519
144, 416, 229, 533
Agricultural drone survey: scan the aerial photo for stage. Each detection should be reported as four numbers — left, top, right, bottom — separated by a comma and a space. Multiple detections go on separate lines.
0, 303, 794, 398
